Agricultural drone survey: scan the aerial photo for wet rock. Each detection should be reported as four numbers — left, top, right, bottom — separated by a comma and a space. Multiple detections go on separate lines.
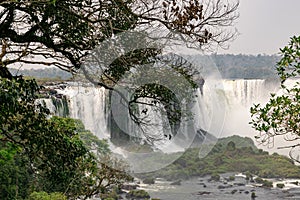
198, 183, 207, 187
234, 183, 245, 186
121, 184, 138, 190
197, 191, 211, 195
291, 181, 299, 186
251, 192, 257, 199
143, 178, 155, 184
231, 189, 238, 194
218, 185, 232, 189
170, 180, 181, 185
126, 190, 150, 199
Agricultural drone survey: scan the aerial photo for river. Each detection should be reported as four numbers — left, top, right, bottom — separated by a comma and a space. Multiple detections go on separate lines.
138, 174, 300, 200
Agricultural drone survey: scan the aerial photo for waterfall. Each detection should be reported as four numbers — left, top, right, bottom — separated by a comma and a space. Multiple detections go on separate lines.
58, 84, 109, 139
223, 79, 267, 107
44, 79, 280, 140
43, 79, 284, 172
218, 79, 279, 137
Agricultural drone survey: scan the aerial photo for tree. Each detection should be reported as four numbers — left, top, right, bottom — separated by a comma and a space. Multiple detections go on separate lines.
250, 36, 300, 162
0, 77, 131, 199
0, 0, 239, 145
0, 0, 239, 78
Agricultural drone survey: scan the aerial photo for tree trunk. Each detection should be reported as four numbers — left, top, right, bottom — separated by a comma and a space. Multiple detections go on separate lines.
0, 65, 12, 79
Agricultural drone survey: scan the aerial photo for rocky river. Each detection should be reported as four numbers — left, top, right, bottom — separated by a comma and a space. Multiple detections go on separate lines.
137, 173, 300, 200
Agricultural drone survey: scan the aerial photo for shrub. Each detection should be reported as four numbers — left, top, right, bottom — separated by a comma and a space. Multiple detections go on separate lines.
229, 176, 235, 181
28, 192, 67, 200
276, 183, 285, 189
210, 173, 220, 181
254, 177, 263, 184
262, 180, 273, 188
126, 190, 150, 199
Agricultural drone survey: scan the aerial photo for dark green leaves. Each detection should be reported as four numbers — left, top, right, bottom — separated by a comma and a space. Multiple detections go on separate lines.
277, 36, 300, 85
250, 36, 300, 161
0, 77, 131, 199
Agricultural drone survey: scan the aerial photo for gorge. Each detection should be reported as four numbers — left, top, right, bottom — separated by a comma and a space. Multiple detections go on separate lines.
44, 78, 283, 158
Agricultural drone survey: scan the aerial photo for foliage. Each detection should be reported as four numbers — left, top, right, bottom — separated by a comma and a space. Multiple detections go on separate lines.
276, 36, 300, 83
0, 1, 239, 198
254, 177, 273, 188
0, 77, 82, 198
137, 135, 300, 181
0, 147, 30, 199
28, 192, 67, 200
250, 36, 300, 162
276, 183, 285, 189
0, 77, 131, 199
0, 0, 239, 147
210, 173, 220, 181
209, 54, 279, 79
228, 176, 235, 181
0, 0, 239, 74
126, 190, 150, 199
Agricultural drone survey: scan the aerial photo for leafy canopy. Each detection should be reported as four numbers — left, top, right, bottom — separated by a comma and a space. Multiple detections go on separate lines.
0, 77, 131, 199
250, 36, 300, 162
0, 0, 239, 72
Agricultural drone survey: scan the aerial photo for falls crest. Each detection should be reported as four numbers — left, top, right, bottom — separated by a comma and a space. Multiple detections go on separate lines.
45, 79, 279, 144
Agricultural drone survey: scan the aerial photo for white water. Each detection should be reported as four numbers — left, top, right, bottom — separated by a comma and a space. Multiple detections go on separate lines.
56, 84, 109, 139
47, 79, 289, 155
221, 79, 276, 137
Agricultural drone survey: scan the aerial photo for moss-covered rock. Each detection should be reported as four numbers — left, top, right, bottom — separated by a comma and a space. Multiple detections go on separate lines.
126, 190, 150, 199
143, 178, 155, 184
276, 183, 285, 189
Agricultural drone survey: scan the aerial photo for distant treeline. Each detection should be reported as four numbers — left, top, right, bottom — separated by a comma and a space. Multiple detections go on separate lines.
210, 54, 279, 79
9, 67, 73, 80
8, 54, 280, 80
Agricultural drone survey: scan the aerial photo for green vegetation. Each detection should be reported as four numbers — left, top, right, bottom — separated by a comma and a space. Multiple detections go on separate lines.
251, 36, 300, 162
251, 192, 257, 199
196, 54, 279, 79
126, 190, 150, 199
139, 135, 300, 181
0, 78, 131, 199
254, 177, 273, 188
9, 68, 73, 82
228, 176, 235, 181
210, 173, 221, 181
0, 0, 239, 147
276, 183, 285, 189
0, 1, 240, 199
28, 192, 67, 200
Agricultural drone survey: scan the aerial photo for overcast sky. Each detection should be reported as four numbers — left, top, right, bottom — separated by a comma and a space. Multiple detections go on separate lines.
217, 0, 300, 55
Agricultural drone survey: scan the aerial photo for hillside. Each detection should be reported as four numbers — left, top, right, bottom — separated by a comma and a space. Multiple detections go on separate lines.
138, 135, 300, 180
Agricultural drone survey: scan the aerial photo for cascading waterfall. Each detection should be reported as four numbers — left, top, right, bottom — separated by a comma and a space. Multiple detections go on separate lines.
42, 79, 285, 172
223, 79, 279, 136
56, 83, 109, 139
45, 79, 280, 148
222, 79, 273, 107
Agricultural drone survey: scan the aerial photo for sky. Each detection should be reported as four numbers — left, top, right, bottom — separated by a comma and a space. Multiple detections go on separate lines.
217, 0, 300, 55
